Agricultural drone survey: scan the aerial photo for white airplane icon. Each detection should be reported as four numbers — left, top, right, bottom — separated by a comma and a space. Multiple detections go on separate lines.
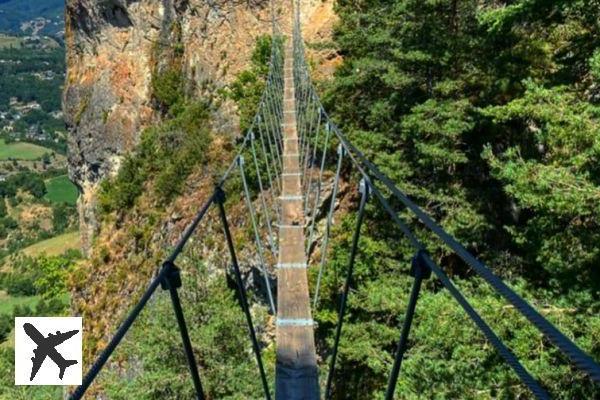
23, 322, 79, 381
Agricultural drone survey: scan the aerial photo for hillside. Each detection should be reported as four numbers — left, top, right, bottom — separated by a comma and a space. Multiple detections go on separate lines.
0, 8, 79, 397
0, 0, 64, 36
0, 0, 589, 398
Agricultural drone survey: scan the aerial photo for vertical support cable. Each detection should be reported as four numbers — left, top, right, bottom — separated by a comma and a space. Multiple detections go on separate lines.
250, 132, 277, 254
300, 94, 316, 186
239, 156, 277, 314
298, 91, 311, 173
258, 122, 282, 223
299, 83, 314, 162
265, 84, 283, 155
303, 101, 322, 215
264, 89, 282, 162
271, 52, 284, 127
306, 118, 331, 252
312, 143, 344, 308
324, 178, 370, 400
384, 251, 430, 400
259, 114, 282, 178
215, 187, 272, 400
261, 107, 282, 171
257, 124, 279, 195
298, 90, 313, 163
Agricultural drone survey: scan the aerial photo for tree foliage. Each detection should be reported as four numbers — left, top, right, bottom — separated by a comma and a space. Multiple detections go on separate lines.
226, 35, 273, 133
316, 0, 600, 397
99, 264, 273, 399
99, 101, 212, 212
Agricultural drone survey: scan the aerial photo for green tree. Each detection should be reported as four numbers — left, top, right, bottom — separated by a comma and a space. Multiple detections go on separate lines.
100, 264, 273, 399
316, 0, 600, 397
33, 255, 74, 299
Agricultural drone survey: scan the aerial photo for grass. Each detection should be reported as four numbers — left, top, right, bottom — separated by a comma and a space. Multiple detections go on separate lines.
0, 34, 23, 49
0, 139, 50, 161
0, 292, 69, 350
0, 292, 39, 315
44, 175, 78, 205
21, 231, 80, 257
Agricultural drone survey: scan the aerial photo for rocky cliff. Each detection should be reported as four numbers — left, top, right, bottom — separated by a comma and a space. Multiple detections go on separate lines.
63, 0, 338, 377
64, 0, 336, 253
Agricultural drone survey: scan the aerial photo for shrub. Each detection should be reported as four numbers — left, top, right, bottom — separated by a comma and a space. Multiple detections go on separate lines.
33, 256, 74, 299
98, 154, 146, 213
0, 314, 11, 342
591, 49, 600, 81
99, 101, 212, 213
3, 273, 36, 296
1, 255, 78, 298
35, 297, 67, 315
52, 203, 76, 233
0, 171, 47, 198
152, 67, 184, 115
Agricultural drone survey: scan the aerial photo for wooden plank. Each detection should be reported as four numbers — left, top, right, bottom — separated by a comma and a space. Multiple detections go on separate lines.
275, 40, 320, 400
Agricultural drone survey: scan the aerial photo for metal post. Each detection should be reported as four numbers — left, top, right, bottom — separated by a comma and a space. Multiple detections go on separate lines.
161, 261, 206, 400
215, 187, 272, 400
384, 250, 430, 400
324, 178, 370, 400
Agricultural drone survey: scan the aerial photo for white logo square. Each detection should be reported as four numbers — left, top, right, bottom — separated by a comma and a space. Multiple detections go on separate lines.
14, 317, 83, 385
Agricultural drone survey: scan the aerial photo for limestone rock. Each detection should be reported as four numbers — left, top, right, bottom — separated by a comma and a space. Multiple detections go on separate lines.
64, 0, 336, 253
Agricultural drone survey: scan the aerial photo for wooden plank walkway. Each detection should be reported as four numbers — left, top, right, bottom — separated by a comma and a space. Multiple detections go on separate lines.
275, 40, 319, 400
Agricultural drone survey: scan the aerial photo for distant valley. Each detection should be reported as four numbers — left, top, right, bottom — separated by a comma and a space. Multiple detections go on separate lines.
0, 0, 64, 37
0, 4, 77, 397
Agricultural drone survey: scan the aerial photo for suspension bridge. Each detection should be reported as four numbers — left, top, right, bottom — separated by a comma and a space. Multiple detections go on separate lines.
68, 4, 600, 400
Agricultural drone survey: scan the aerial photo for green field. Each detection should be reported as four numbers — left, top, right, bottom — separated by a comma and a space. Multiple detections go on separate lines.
0, 34, 23, 49
0, 294, 39, 349
22, 231, 80, 257
0, 293, 39, 315
0, 139, 50, 160
0, 292, 68, 351
44, 175, 78, 205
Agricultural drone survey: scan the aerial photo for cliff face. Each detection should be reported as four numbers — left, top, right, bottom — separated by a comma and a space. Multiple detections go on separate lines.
64, 0, 336, 252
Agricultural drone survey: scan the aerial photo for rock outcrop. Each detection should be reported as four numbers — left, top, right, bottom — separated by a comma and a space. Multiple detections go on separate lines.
64, 0, 336, 252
